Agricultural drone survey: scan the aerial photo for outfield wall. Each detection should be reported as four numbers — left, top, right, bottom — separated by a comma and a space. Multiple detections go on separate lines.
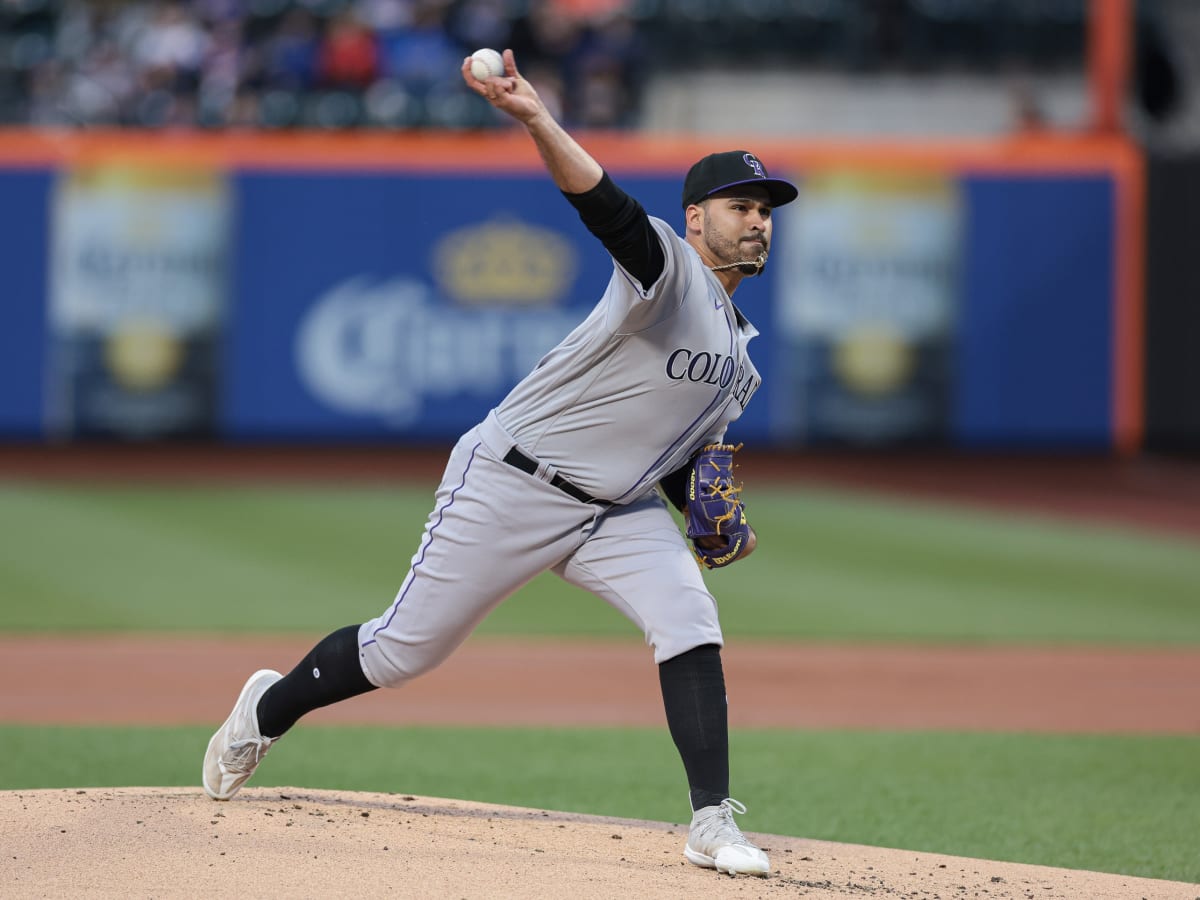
0, 130, 1142, 451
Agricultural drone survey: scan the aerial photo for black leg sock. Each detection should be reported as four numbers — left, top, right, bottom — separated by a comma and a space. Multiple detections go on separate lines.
256, 624, 377, 739
658, 643, 730, 813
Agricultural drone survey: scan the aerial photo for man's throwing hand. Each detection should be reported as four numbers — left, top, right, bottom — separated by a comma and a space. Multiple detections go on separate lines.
461, 48, 543, 124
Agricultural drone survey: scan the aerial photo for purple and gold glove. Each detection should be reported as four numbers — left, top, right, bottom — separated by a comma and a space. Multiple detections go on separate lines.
685, 443, 750, 569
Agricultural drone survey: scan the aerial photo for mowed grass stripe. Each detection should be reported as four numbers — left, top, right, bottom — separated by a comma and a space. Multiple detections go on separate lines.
719, 487, 1200, 642
1, 482, 1197, 642
0, 484, 421, 631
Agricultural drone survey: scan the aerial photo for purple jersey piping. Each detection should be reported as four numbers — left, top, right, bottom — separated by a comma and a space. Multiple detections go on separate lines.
612, 299, 739, 504
362, 441, 481, 646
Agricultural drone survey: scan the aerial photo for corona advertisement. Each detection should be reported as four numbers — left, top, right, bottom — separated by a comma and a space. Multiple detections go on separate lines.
0, 131, 1139, 449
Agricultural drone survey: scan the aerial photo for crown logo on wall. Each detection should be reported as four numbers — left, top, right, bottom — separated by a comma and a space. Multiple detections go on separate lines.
434, 218, 577, 306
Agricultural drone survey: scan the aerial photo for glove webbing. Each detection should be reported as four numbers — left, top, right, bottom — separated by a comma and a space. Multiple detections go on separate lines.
697, 443, 743, 534
700, 479, 742, 532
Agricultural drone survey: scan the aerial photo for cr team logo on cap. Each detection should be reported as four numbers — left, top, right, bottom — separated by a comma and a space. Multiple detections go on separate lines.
681, 150, 798, 209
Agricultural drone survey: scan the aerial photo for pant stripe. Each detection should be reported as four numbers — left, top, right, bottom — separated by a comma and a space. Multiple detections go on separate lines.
361, 440, 481, 647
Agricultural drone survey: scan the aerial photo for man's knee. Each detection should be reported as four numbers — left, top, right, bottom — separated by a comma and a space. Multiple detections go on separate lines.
358, 633, 449, 688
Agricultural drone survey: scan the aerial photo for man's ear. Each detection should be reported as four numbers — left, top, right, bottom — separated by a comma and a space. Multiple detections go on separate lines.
685, 203, 703, 234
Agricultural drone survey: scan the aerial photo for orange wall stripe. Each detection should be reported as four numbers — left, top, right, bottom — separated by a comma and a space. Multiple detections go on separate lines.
0, 128, 1140, 175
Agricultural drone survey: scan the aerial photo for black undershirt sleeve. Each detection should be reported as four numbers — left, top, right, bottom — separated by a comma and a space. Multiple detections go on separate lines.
562, 171, 666, 291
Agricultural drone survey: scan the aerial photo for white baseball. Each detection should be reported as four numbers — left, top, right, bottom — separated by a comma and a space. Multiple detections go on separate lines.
470, 48, 505, 81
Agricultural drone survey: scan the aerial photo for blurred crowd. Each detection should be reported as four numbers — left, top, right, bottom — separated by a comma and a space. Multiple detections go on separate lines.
0, 0, 1106, 132
0, 0, 647, 129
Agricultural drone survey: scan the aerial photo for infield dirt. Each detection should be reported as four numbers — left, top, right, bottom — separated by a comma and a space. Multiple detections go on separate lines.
4, 787, 1197, 899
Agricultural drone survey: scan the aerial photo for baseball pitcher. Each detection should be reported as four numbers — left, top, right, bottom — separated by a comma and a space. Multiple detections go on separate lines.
203, 47, 797, 878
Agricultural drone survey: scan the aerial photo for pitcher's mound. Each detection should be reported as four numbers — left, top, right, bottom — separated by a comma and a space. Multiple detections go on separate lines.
1, 787, 1191, 899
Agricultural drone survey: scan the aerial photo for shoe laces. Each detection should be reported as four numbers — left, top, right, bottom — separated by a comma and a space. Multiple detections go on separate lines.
693, 798, 755, 847
221, 735, 273, 775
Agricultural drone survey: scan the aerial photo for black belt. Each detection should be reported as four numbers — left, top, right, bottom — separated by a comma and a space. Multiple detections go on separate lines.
503, 447, 602, 505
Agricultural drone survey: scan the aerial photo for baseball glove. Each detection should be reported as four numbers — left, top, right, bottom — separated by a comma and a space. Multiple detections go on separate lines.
685, 443, 750, 569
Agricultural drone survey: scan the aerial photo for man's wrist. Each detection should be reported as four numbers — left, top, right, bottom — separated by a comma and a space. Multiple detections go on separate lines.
522, 107, 556, 132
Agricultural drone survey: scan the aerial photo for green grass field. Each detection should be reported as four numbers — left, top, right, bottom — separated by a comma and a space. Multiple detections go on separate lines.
2, 479, 1198, 883
2, 481, 1198, 642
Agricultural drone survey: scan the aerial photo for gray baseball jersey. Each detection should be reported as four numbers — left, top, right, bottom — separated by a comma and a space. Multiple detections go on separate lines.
496, 216, 761, 503
358, 215, 761, 682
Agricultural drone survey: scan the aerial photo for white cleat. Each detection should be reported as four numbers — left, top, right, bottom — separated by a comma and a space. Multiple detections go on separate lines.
202, 669, 283, 800
684, 798, 771, 877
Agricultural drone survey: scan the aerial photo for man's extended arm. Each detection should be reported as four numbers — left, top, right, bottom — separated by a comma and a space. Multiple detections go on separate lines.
461, 50, 664, 290
460, 50, 601, 193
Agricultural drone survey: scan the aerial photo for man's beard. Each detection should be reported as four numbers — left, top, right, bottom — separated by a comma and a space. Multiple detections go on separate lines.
706, 227, 768, 275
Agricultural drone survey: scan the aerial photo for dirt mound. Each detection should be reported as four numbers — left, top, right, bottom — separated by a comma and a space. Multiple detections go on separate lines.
2, 787, 1194, 899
